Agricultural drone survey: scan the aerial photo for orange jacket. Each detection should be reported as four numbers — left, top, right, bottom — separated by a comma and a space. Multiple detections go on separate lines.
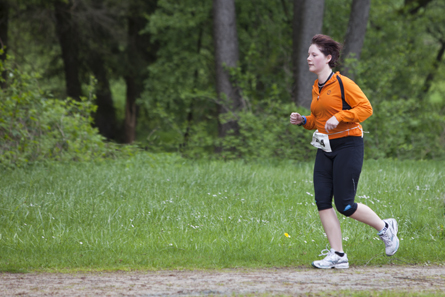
303, 72, 373, 139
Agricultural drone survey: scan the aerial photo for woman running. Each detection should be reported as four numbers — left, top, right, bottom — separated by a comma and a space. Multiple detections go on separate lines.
290, 34, 399, 269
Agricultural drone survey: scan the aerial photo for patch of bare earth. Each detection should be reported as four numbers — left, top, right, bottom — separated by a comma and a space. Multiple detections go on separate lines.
1, 265, 444, 296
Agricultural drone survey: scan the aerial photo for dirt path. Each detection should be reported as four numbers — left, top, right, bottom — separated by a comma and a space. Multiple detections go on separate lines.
1, 265, 444, 296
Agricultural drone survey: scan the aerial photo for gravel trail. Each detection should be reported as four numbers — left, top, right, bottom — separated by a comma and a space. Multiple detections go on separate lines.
1, 265, 444, 296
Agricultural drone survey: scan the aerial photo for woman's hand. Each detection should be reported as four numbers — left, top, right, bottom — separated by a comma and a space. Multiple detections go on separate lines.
325, 115, 339, 132
290, 112, 304, 125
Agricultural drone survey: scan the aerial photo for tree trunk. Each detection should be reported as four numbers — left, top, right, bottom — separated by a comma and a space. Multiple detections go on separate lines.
292, 0, 325, 109
89, 53, 118, 141
123, 16, 144, 144
213, 0, 242, 141
123, 1, 158, 144
421, 39, 445, 96
340, 0, 371, 80
54, 0, 82, 100
124, 73, 141, 144
183, 25, 204, 148
0, 0, 8, 89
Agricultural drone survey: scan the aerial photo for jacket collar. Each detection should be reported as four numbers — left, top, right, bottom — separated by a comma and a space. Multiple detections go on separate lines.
313, 71, 340, 94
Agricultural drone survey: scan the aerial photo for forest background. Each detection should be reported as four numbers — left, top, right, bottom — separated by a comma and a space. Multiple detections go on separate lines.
1, 0, 445, 167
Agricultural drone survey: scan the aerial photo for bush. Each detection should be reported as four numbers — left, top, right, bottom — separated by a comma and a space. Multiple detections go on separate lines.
0, 55, 137, 168
181, 98, 315, 161
364, 98, 445, 160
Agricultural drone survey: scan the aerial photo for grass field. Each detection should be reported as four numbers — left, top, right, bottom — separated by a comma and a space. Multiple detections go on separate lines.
0, 153, 444, 272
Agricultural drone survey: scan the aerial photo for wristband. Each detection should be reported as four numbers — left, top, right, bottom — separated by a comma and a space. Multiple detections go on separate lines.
298, 116, 307, 126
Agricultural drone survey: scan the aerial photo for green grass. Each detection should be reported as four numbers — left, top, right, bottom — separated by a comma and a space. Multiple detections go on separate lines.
0, 154, 444, 271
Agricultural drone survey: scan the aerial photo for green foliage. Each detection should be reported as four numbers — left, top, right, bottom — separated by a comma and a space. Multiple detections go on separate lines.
0, 56, 137, 168
6, 0, 445, 161
219, 110, 313, 161
141, 0, 296, 157
365, 98, 445, 160
181, 103, 314, 161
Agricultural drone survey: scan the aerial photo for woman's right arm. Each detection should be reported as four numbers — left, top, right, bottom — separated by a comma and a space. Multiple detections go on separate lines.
290, 113, 315, 129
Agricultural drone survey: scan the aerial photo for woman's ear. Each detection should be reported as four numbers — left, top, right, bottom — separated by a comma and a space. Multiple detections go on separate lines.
326, 55, 332, 64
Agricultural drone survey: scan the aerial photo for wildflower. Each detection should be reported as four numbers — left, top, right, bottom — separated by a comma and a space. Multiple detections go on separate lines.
80, 242, 83, 244
284, 233, 290, 238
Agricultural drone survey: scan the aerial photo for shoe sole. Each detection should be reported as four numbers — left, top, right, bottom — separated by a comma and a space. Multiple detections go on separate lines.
386, 219, 399, 256
311, 262, 349, 269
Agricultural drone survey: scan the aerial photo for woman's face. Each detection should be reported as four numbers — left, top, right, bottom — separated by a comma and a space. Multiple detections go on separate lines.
307, 44, 331, 74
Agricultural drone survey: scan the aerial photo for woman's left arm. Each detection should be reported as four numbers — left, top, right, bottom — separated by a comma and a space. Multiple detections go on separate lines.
334, 79, 373, 123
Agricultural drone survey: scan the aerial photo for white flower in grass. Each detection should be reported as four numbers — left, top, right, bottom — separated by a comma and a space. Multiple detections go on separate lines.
80, 242, 83, 244
213, 195, 217, 197
169, 243, 173, 246
132, 225, 134, 227
42, 236, 44, 238
304, 241, 307, 243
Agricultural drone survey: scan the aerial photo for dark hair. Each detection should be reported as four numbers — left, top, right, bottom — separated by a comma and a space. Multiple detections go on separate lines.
311, 34, 342, 68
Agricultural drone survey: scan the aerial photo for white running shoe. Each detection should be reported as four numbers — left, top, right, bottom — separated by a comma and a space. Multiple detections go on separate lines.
311, 248, 349, 269
379, 218, 400, 256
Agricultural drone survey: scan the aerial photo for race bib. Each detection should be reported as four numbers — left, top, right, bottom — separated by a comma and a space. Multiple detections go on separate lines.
311, 130, 332, 152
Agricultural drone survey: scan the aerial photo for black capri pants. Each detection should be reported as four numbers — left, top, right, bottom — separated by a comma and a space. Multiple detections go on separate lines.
313, 136, 364, 216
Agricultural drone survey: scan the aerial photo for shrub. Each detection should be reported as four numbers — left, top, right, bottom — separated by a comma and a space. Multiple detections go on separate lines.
0, 55, 137, 168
